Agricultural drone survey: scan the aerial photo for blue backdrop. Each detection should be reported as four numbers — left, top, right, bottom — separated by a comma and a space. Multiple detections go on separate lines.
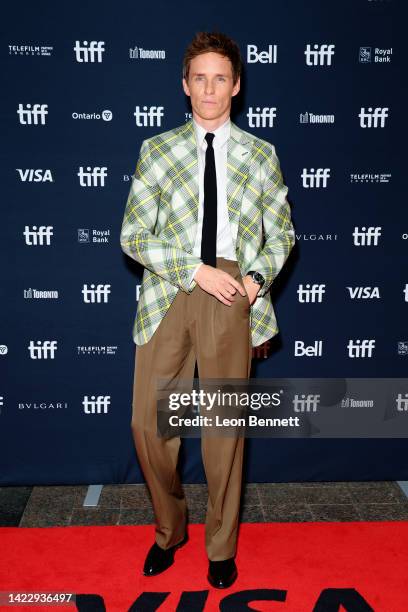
1, 0, 406, 485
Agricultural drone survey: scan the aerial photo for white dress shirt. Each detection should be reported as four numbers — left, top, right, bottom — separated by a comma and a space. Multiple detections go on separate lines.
188, 116, 237, 288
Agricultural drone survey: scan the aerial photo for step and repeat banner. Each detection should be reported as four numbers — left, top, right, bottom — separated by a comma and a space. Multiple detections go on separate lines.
1, 0, 406, 485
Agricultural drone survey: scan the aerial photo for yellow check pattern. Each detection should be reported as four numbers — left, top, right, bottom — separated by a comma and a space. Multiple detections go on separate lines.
120, 119, 295, 346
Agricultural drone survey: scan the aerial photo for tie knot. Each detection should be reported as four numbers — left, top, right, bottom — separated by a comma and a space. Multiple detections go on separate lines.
205, 132, 215, 147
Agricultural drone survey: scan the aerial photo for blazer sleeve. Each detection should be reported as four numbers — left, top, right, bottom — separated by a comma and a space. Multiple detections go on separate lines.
120, 139, 203, 293
246, 143, 295, 298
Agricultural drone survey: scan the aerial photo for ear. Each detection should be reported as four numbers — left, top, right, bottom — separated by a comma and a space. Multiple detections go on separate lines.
182, 77, 190, 97
232, 75, 240, 97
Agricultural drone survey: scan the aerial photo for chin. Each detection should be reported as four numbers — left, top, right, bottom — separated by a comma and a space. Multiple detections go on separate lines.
201, 109, 219, 118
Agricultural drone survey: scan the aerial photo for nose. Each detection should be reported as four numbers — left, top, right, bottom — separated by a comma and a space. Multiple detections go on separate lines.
204, 79, 215, 95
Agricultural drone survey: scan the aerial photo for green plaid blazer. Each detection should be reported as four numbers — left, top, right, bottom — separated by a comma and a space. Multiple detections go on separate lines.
120, 118, 295, 347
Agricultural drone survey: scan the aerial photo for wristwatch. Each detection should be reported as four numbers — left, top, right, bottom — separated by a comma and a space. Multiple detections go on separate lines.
246, 270, 265, 287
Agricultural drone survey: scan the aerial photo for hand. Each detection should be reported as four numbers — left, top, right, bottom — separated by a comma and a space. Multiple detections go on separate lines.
242, 275, 261, 306
194, 264, 247, 306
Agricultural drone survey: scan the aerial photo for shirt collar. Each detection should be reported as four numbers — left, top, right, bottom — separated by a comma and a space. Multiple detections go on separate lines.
192, 116, 231, 149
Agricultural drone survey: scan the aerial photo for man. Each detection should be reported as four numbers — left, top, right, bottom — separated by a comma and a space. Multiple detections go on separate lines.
120, 31, 295, 588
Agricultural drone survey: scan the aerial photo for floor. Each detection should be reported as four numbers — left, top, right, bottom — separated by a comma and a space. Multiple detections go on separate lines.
1, 482, 408, 528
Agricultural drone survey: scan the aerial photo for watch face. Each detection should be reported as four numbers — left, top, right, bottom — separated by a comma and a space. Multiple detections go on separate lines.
250, 271, 264, 285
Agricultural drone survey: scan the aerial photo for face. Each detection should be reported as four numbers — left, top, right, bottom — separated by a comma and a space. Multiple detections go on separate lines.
182, 51, 240, 127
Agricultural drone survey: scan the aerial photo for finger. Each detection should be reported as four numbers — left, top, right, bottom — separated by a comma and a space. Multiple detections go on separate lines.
221, 284, 236, 297
215, 289, 233, 306
219, 286, 237, 302
228, 277, 247, 296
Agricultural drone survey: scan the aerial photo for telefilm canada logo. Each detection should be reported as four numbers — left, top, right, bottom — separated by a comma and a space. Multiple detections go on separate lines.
8, 43, 53, 56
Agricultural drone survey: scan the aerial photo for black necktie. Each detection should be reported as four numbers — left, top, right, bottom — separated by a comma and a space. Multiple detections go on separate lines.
201, 132, 217, 267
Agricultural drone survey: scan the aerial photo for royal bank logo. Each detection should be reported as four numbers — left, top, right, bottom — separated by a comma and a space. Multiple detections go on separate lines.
398, 342, 408, 356
74, 40, 105, 62
359, 47, 393, 63
129, 46, 166, 59
78, 229, 111, 244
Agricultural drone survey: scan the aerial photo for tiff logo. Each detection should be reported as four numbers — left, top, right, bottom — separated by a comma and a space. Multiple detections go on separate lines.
247, 107, 277, 128
301, 168, 330, 188
134, 106, 164, 127
305, 44, 335, 66
352, 226, 382, 246
347, 339, 376, 358
17, 103, 48, 125
23, 226, 53, 245
82, 284, 111, 303
83, 395, 111, 414
396, 394, 408, 411
293, 394, 320, 412
297, 284, 326, 303
28, 340, 57, 359
359, 107, 389, 128
78, 167, 108, 187
74, 40, 105, 62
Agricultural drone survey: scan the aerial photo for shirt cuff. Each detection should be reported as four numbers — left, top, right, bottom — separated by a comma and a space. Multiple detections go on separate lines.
189, 262, 204, 289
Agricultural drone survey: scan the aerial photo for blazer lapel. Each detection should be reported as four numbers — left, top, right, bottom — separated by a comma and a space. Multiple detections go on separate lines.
227, 121, 252, 247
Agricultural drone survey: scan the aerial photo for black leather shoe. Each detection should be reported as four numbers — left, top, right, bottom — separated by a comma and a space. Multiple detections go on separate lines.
142, 533, 188, 576
207, 557, 238, 588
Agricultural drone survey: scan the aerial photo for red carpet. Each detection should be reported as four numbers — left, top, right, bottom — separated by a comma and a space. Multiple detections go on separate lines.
0, 521, 407, 611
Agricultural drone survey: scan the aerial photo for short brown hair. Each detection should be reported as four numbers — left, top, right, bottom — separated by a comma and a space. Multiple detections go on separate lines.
182, 31, 243, 86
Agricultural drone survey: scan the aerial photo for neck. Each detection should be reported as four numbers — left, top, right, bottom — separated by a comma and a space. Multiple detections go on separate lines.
192, 111, 230, 132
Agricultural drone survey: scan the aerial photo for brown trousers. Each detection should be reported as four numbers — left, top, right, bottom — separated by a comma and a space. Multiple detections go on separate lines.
131, 257, 252, 561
